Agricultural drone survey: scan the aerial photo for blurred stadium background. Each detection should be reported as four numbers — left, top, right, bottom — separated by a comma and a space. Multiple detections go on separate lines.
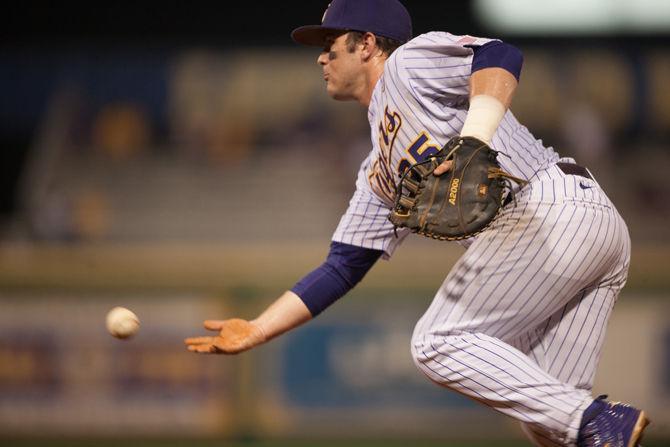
1, 1, 669, 446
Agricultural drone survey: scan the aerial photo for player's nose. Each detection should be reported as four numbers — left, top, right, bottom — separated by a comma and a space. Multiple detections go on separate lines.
317, 51, 328, 66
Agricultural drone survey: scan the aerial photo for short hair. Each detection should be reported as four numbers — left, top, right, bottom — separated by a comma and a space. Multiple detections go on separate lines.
345, 31, 403, 56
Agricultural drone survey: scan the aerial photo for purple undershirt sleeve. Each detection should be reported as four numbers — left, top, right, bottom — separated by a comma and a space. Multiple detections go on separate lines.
470, 41, 523, 81
290, 241, 383, 316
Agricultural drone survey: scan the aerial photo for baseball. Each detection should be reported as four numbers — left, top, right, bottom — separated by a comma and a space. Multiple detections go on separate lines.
106, 306, 140, 339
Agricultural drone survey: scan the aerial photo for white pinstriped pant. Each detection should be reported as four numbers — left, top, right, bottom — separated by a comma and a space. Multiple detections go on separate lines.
410, 162, 631, 447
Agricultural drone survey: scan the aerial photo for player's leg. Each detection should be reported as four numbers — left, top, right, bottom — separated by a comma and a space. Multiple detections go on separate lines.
515, 229, 631, 446
517, 286, 623, 391
410, 190, 630, 445
514, 283, 623, 446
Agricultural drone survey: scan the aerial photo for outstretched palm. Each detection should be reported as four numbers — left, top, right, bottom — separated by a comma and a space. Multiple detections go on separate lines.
184, 318, 266, 354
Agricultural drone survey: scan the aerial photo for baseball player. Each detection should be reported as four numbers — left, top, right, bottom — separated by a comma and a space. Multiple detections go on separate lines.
185, 1, 649, 445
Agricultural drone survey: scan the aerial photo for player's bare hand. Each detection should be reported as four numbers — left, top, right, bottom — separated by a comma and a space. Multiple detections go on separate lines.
433, 159, 453, 176
184, 318, 266, 354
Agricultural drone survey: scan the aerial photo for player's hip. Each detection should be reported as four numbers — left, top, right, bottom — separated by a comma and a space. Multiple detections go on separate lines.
513, 158, 615, 208
490, 159, 630, 253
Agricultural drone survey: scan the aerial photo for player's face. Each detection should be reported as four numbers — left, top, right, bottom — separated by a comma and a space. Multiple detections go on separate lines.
317, 33, 365, 101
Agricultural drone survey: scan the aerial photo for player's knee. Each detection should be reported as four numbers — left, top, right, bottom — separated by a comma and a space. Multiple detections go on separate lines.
409, 326, 452, 377
410, 326, 430, 372
409, 338, 423, 371
410, 341, 433, 381
410, 322, 427, 357
410, 326, 475, 382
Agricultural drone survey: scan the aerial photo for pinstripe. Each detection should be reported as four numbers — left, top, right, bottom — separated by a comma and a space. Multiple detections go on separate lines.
528, 251, 621, 388
480, 205, 579, 332
392, 56, 463, 136
474, 335, 572, 393
417, 335, 590, 441
508, 128, 545, 170
436, 340, 572, 420
561, 289, 608, 381
405, 63, 471, 70
553, 291, 600, 379
467, 338, 580, 408
420, 345, 535, 423
497, 123, 541, 171
575, 294, 615, 386
493, 127, 537, 177
406, 80, 464, 127
419, 199, 537, 333
545, 210, 612, 372
495, 186, 614, 340
353, 196, 374, 244
423, 342, 559, 425
526, 333, 543, 367
408, 73, 471, 80
491, 205, 592, 339
545, 211, 626, 385
386, 50, 459, 142
448, 202, 564, 331
545, 290, 589, 375
543, 304, 566, 345
403, 55, 464, 60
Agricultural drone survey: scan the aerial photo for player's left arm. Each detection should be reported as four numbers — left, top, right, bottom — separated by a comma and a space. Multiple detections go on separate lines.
434, 41, 523, 175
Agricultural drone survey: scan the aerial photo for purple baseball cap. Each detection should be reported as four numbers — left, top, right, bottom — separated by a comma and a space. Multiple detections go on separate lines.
291, 0, 412, 47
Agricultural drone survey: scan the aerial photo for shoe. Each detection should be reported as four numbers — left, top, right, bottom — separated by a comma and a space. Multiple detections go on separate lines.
577, 395, 650, 447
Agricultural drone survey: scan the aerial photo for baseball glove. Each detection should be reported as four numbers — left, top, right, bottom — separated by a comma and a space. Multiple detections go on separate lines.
389, 136, 527, 241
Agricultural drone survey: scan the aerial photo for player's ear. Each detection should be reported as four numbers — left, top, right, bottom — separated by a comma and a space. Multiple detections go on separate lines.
360, 32, 380, 61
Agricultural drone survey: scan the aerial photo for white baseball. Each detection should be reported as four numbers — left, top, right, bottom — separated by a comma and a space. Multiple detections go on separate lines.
106, 306, 140, 339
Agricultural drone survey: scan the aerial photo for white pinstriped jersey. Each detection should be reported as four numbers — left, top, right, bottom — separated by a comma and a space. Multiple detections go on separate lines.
332, 32, 560, 257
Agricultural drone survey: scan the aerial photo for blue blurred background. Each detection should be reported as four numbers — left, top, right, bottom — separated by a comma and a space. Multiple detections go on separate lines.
1, 1, 669, 446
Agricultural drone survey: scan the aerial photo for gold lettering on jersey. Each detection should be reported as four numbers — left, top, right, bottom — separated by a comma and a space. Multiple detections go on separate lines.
368, 106, 402, 203
379, 106, 401, 149
448, 178, 460, 205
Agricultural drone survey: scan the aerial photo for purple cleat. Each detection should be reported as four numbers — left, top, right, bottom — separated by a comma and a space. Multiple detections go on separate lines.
577, 395, 650, 447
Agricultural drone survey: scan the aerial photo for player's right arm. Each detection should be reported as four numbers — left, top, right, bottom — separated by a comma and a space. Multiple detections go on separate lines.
394, 33, 523, 176
185, 161, 405, 355
184, 290, 311, 354
184, 242, 382, 354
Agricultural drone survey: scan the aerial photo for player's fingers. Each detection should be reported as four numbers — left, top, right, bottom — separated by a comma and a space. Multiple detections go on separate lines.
433, 160, 453, 176
188, 344, 216, 353
184, 336, 216, 345
204, 320, 227, 331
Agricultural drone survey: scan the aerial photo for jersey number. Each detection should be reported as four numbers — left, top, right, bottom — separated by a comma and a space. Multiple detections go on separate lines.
398, 132, 440, 176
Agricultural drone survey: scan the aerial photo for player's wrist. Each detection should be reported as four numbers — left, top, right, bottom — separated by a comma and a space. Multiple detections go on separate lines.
460, 94, 506, 144
249, 319, 269, 344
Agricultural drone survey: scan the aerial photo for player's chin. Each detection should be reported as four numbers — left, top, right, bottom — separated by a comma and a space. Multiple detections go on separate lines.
325, 85, 339, 99
327, 87, 352, 102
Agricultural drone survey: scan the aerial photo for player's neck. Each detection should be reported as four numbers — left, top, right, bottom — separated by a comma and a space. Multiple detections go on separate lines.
359, 57, 386, 107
